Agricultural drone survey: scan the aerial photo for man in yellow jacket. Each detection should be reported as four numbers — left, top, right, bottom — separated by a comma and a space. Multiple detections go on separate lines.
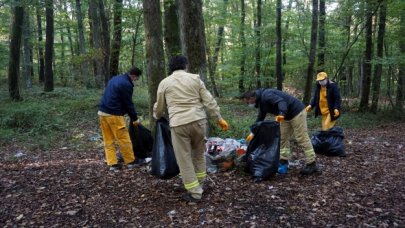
154, 55, 229, 203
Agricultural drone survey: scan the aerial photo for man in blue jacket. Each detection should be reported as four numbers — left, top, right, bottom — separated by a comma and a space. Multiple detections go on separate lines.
243, 89, 318, 175
306, 72, 342, 130
98, 67, 144, 171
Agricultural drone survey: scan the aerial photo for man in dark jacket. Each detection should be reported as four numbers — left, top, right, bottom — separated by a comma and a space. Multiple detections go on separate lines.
98, 67, 145, 171
243, 89, 318, 175
306, 72, 342, 130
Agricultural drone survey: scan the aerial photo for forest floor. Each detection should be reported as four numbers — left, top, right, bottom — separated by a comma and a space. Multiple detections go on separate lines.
1, 121, 404, 227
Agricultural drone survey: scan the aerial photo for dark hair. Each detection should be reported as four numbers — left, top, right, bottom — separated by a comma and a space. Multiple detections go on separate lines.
169, 55, 188, 72
241, 90, 256, 99
128, 67, 142, 77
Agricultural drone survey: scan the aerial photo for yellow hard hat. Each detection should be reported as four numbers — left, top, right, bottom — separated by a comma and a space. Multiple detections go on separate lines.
316, 72, 328, 81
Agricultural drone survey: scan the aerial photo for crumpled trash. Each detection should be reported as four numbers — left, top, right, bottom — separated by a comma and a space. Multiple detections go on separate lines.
205, 137, 246, 173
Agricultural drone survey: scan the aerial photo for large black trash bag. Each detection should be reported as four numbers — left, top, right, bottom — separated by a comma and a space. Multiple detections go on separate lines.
311, 126, 345, 157
151, 118, 180, 179
129, 124, 154, 159
245, 121, 280, 182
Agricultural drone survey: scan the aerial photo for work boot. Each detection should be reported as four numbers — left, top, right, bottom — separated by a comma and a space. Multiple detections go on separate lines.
109, 164, 122, 172
127, 158, 146, 170
277, 159, 289, 174
300, 162, 318, 175
181, 193, 201, 203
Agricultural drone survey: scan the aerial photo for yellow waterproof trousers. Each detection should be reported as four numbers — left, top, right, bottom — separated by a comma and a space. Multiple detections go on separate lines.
170, 119, 207, 199
321, 113, 336, 130
99, 115, 135, 165
280, 110, 316, 164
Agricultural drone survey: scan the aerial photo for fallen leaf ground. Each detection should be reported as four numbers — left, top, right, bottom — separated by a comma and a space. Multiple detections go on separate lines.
1, 122, 404, 227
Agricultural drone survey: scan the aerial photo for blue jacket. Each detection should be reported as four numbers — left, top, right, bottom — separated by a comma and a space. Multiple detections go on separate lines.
255, 88, 305, 121
309, 81, 341, 121
99, 73, 138, 121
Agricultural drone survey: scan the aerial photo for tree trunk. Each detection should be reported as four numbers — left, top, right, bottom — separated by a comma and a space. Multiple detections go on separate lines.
163, 0, 181, 59
371, 3, 386, 113
22, 10, 33, 88
317, 0, 325, 71
97, 0, 111, 84
359, 1, 374, 111
282, 0, 293, 86
75, 0, 86, 54
254, 0, 262, 88
142, 0, 166, 128
177, 0, 208, 82
89, 0, 104, 88
36, 5, 45, 83
207, 0, 228, 97
110, 0, 123, 77
397, 5, 405, 110
131, 13, 142, 67
238, 0, 246, 94
275, 0, 282, 90
63, 1, 75, 56
8, 3, 24, 101
303, 0, 318, 104
44, 0, 54, 92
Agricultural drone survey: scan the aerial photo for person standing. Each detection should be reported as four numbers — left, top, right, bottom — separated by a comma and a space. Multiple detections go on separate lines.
306, 72, 342, 130
98, 67, 145, 171
154, 55, 229, 203
243, 89, 318, 175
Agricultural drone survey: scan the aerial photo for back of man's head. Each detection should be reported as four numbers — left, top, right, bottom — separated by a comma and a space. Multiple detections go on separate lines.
128, 67, 142, 77
241, 90, 256, 99
169, 55, 188, 73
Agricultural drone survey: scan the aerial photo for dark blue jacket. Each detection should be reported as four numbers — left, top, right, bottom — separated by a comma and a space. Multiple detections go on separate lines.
255, 88, 305, 121
99, 73, 138, 121
309, 81, 341, 121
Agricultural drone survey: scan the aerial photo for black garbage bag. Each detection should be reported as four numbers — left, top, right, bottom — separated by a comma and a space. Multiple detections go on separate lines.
129, 124, 154, 159
246, 121, 280, 182
311, 126, 345, 157
151, 118, 180, 179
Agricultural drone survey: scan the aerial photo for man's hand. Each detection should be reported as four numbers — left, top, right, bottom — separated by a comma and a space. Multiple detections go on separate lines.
246, 133, 254, 142
132, 119, 141, 127
218, 118, 229, 131
334, 109, 340, 117
275, 115, 285, 122
306, 105, 311, 112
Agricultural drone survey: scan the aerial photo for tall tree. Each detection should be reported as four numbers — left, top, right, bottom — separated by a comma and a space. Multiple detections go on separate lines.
275, 0, 282, 90
44, 0, 54, 92
238, 0, 246, 93
97, 0, 111, 83
397, 4, 405, 110
36, 4, 45, 83
110, 0, 123, 76
371, 3, 386, 113
22, 8, 33, 88
359, 0, 374, 111
177, 0, 208, 82
282, 0, 293, 85
89, 0, 103, 88
254, 0, 262, 88
317, 0, 325, 71
163, 0, 181, 59
8, 2, 24, 100
207, 0, 228, 97
142, 0, 166, 127
303, 0, 319, 104
75, 0, 86, 54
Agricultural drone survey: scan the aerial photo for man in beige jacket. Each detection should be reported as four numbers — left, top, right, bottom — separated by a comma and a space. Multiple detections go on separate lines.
154, 55, 229, 203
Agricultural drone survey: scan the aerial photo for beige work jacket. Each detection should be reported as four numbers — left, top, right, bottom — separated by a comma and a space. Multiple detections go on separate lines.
154, 70, 222, 127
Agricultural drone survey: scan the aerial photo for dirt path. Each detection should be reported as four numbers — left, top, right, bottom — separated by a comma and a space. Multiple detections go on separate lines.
1, 122, 404, 227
